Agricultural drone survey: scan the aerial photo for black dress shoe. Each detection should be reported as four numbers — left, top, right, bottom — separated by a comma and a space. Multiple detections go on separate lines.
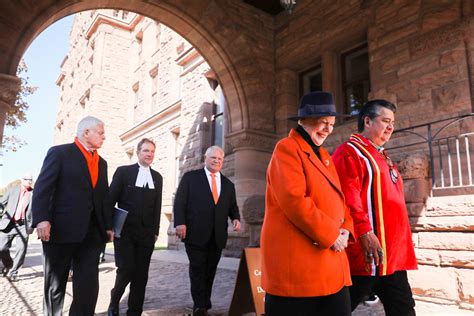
107, 307, 119, 316
1, 267, 10, 277
1, 257, 13, 277
193, 308, 209, 316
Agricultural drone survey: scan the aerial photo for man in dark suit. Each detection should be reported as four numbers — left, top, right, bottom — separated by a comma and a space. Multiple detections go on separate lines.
174, 145, 241, 316
107, 138, 163, 316
33, 116, 113, 316
0, 172, 34, 281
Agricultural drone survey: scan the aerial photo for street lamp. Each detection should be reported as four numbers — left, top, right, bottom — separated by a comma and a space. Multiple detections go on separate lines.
280, 0, 297, 14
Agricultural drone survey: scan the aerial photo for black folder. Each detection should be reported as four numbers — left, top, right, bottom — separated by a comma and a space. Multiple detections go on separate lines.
112, 207, 128, 238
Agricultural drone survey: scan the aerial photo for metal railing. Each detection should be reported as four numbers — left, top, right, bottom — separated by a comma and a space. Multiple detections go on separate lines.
386, 113, 474, 192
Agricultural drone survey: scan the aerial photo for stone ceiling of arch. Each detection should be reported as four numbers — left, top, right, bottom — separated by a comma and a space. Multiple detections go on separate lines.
0, 0, 277, 134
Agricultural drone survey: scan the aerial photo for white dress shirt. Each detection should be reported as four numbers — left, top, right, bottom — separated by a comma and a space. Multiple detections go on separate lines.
77, 138, 93, 152
204, 166, 221, 197
135, 163, 155, 189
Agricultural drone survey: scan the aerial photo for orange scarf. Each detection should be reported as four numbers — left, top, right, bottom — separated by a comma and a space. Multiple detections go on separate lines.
74, 137, 99, 188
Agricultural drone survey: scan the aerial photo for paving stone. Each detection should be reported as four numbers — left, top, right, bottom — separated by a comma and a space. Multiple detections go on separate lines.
0, 240, 470, 315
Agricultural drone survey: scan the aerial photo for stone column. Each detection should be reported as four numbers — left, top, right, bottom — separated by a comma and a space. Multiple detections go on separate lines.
224, 129, 276, 256
275, 68, 298, 138
0, 74, 21, 146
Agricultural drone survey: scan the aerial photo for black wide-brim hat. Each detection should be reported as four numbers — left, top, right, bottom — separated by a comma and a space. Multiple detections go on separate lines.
288, 91, 350, 121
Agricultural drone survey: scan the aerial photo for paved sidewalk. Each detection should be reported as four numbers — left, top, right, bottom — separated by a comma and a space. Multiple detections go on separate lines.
1, 239, 472, 315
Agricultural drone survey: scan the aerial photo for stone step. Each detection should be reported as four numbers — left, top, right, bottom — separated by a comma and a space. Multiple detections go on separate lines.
425, 194, 474, 216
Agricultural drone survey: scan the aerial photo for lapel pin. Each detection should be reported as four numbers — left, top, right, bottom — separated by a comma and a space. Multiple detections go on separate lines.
325, 159, 330, 166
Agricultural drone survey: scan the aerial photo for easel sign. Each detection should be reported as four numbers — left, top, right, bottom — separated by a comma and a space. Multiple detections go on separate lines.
229, 248, 265, 316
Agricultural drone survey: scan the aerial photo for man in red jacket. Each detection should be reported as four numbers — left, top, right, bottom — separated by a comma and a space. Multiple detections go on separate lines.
332, 99, 417, 316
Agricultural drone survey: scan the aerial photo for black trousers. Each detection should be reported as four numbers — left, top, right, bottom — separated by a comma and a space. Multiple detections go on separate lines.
350, 271, 416, 316
109, 230, 155, 316
265, 286, 351, 316
0, 221, 28, 276
42, 223, 103, 316
185, 240, 222, 310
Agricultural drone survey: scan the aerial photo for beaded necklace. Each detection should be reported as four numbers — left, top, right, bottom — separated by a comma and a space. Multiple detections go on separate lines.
367, 139, 399, 184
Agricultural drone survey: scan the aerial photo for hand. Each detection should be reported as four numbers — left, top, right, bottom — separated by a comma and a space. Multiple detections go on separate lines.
36, 221, 51, 242
176, 225, 186, 240
359, 231, 383, 267
331, 228, 350, 252
232, 219, 241, 232
106, 230, 114, 242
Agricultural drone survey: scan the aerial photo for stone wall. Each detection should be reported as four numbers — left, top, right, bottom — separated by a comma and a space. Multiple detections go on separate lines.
410, 194, 474, 311
273, 0, 474, 148
395, 153, 474, 311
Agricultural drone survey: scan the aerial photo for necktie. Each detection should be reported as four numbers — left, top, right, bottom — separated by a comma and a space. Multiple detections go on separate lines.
14, 190, 28, 221
211, 173, 218, 204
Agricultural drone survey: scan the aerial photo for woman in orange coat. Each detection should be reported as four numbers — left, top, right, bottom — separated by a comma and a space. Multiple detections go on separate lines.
261, 91, 354, 315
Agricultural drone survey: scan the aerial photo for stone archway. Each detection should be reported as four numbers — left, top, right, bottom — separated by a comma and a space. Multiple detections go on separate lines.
0, 0, 277, 251
0, 0, 277, 138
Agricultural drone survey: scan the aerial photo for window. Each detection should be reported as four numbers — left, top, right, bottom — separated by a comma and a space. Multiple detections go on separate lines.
209, 80, 225, 148
171, 129, 181, 189
341, 44, 370, 115
149, 65, 159, 112
155, 23, 161, 52
136, 30, 143, 65
300, 65, 322, 96
151, 82, 158, 112
132, 82, 140, 122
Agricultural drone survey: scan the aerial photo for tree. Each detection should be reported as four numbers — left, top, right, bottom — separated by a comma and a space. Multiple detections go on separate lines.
3, 60, 38, 152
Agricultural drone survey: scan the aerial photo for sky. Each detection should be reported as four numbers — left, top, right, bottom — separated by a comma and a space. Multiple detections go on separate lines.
1, 15, 74, 187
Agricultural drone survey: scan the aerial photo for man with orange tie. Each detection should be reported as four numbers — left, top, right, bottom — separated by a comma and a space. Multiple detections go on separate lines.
174, 145, 240, 316
0, 172, 34, 281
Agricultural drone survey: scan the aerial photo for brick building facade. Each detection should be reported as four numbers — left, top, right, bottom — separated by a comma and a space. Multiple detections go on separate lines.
0, 0, 473, 311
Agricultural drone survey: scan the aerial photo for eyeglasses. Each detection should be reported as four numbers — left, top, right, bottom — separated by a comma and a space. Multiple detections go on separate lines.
22, 178, 33, 181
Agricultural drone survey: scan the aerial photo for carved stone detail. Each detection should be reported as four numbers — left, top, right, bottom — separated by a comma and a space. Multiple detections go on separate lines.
225, 129, 277, 153
0, 74, 21, 144
0, 74, 21, 108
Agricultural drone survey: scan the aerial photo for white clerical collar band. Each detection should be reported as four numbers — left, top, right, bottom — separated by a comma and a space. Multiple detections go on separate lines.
135, 166, 155, 189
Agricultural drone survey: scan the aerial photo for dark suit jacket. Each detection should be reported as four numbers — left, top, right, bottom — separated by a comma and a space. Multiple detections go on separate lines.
32, 143, 111, 243
108, 163, 163, 236
173, 168, 240, 249
0, 185, 33, 234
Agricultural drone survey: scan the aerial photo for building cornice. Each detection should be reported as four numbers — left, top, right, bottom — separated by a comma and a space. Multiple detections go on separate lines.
120, 100, 182, 143
175, 47, 199, 66
226, 129, 277, 153
86, 13, 143, 39
175, 47, 205, 76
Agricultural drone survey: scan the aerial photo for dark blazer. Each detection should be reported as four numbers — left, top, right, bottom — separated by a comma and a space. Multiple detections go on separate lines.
108, 163, 163, 236
32, 143, 111, 243
0, 185, 33, 234
173, 168, 240, 249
